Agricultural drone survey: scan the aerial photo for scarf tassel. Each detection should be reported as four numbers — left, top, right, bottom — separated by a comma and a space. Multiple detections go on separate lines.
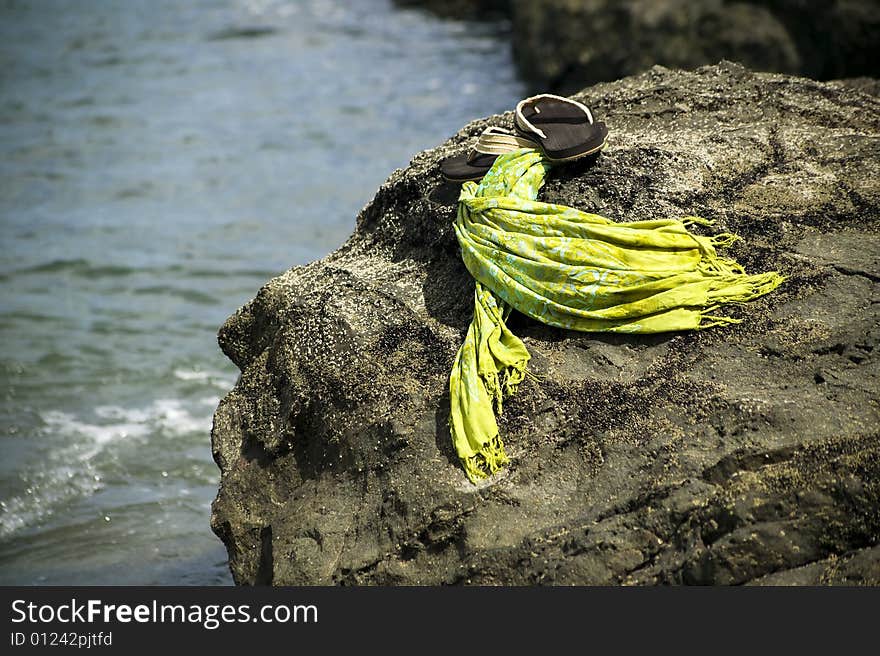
461, 434, 508, 483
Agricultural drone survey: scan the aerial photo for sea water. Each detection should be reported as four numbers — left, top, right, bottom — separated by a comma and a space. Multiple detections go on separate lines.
0, 0, 523, 584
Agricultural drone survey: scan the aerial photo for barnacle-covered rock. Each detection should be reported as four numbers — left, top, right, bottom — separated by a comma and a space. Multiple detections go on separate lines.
211, 64, 880, 585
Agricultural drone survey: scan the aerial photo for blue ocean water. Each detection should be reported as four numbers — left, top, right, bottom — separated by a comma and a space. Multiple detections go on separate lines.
0, 0, 524, 584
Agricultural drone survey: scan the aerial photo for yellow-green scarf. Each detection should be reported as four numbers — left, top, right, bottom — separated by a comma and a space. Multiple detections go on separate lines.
449, 149, 784, 483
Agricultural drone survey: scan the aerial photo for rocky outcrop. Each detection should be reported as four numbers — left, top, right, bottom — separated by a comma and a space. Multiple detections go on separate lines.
393, 0, 509, 21
512, 0, 795, 92
211, 63, 880, 585
404, 0, 880, 94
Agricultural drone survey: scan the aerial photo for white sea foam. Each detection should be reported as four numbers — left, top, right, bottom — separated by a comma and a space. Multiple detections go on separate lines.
0, 423, 103, 538
172, 369, 210, 381
0, 471, 100, 538
0, 398, 217, 539
46, 408, 151, 445
152, 398, 213, 436
92, 398, 214, 438
172, 368, 236, 391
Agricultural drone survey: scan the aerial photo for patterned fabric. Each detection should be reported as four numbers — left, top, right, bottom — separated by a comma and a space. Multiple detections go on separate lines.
449, 148, 784, 483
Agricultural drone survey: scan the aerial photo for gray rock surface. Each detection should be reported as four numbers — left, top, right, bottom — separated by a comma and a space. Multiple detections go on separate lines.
211, 63, 880, 585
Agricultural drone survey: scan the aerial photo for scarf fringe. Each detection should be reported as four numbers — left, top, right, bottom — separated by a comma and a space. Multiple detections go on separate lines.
482, 359, 529, 415
459, 359, 526, 483
682, 217, 741, 249
682, 216, 715, 227
709, 232, 741, 248
708, 271, 786, 304
699, 314, 742, 329
501, 360, 528, 398
698, 271, 785, 328
461, 434, 508, 483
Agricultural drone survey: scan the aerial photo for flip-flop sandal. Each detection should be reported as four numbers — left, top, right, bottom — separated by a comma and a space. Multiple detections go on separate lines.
514, 93, 608, 161
440, 126, 538, 182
